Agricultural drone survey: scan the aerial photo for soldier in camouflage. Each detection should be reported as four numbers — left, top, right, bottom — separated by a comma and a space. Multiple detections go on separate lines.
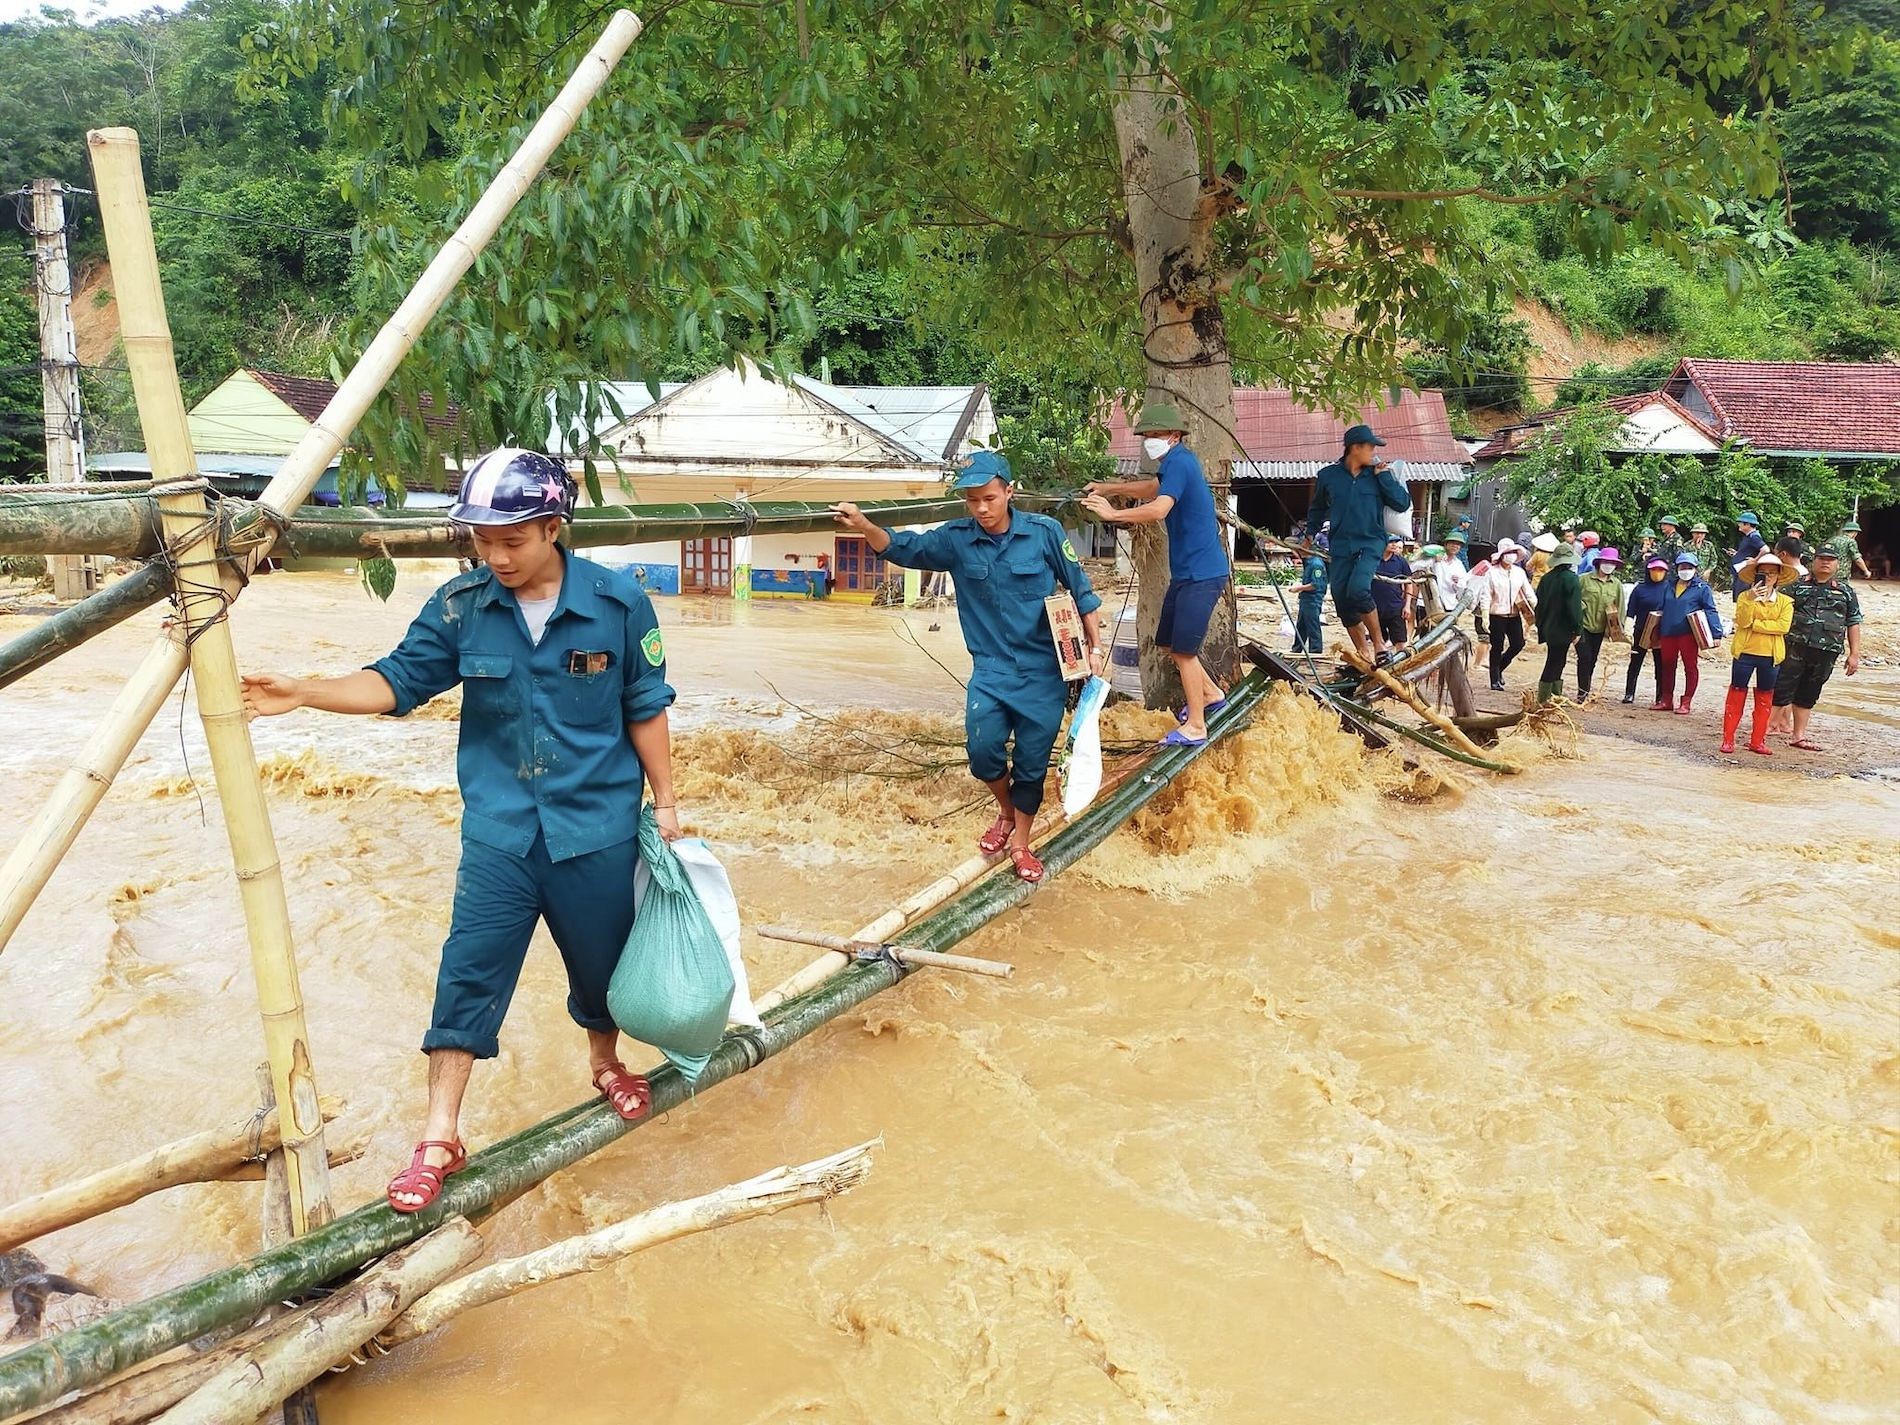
1769, 546, 1864, 751
1653, 517, 1682, 571
1823, 520, 1872, 582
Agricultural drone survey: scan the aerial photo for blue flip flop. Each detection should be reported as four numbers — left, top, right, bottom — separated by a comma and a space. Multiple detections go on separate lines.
1159, 728, 1207, 748
1174, 697, 1228, 724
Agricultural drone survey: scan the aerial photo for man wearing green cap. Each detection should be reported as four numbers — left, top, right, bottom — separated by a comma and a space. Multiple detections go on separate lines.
1305, 422, 1411, 664
1771, 545, 1863, 750
1654, 517, 1682, 570
835, 450, 1103, 884
1686, 521, 1715, 573
1823, 521, 1872, 582
1083, 402, 1231, 743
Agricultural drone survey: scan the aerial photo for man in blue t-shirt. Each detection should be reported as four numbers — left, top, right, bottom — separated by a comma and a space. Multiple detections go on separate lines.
1083, 402, 1232, 746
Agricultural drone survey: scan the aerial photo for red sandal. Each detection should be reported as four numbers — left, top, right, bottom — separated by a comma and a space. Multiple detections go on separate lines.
592, 1060, 652, 1122
386, 1139, 466, 1214
978, 812, 1014, 857
1006, 845, 1045, 884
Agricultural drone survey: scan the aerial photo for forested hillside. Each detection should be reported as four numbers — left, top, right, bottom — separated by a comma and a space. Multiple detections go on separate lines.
2, 0, 1897, 481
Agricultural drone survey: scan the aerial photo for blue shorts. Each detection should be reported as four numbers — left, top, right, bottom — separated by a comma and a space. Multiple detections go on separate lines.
965, 683, 1066, 815
424, 832, 636, 1059
1156, 577, 1227, 655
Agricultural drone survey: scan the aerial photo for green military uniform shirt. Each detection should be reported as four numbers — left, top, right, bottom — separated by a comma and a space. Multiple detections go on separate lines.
1654, 535, 1683, 570
1822, 535, 1862, 582
1785, 577, 1863, 657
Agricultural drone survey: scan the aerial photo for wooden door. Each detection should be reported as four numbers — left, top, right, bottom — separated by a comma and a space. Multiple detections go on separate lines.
833, 536, 893, 595
680, 537, 733, 594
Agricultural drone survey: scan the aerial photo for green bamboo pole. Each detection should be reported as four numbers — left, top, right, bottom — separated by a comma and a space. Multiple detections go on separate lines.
0, 670, 1267, 1418
0, 493, 1059, 562
0, 561, 171, 693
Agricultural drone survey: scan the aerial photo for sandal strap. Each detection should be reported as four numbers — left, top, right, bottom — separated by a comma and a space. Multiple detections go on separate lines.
413, 1139, 462, 1155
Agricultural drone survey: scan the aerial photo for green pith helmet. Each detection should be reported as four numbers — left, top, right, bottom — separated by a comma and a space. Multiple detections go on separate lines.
1691, 522, 1708, 534
1658, 516, 1679, 529
1842, 519, 1861, 532
1640, 527, 1657, 539
1132, 402, 1188, 435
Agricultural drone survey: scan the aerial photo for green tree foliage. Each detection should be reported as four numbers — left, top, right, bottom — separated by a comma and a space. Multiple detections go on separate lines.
0, 249, 43, 479
272, 0, 1828, 499
1503, 403, 1896, 547
1783, 40, 1900, 250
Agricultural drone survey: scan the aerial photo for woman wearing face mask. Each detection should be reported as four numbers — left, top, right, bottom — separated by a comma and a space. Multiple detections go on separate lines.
1622, 557, 1670, 704
1573, 545, 1625, 702
1721, 548, 1797, 755
1482, 538, 1534, 690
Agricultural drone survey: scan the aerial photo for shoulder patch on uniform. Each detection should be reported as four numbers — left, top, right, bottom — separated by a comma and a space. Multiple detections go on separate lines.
1061, 538, 1080, 563
640, 627, 665, 666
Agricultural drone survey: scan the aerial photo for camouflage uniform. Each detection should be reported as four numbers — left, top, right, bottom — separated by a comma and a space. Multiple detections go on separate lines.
1653, 530, 1683, 570
1772, 577, 1863, 710
1822, 535, 1863, 583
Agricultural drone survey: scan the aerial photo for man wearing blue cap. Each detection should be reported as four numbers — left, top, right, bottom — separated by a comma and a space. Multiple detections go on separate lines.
1306, 423, 1411, 663
1730, 512, 1765, 600
834, 451, 1103, 884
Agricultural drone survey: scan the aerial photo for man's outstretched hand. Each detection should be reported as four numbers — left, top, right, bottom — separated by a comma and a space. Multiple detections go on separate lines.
241, 672, 303, 719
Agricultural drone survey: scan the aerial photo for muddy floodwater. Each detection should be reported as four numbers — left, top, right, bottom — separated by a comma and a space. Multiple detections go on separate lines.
2, 567, 1896, 1423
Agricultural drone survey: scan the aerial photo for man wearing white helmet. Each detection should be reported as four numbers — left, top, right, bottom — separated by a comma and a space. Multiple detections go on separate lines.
242, 448, 679, 1213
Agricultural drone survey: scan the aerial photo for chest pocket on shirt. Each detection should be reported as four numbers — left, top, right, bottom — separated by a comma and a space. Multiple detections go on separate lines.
552, 653, 621, 727
1005, 555, 1054, 601
458, 652, 516, 720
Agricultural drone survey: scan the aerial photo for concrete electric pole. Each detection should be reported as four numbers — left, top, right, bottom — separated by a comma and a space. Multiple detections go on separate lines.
30, 177, 94, 600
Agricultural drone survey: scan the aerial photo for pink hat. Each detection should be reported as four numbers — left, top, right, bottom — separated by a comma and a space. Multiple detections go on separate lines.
1580, 530, 1601, 546
1596, 546, 1622, 565
1646, 557, 1669, 570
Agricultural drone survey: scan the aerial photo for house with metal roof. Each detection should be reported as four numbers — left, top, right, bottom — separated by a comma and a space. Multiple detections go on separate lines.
1102, 387, 1473, 546
1660, 359, 1900, 460
569, 360, 998, 599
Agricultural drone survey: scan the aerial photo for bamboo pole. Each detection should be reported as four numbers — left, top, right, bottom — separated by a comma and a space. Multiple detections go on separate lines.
754, 925, 1012, 978
0, 630, 187, 955
0, 1099, 347, 1254
247, 11, 642, 530
1344, 648, 1498, 762
90, 126, 335, 1238
380, 1141, 876, 1347
0, 493, 1059, 563
0, 3, 644, 733
0, 671, 1272, 1419
147, 1221, 482, 1425
17, 1307, 323, 1425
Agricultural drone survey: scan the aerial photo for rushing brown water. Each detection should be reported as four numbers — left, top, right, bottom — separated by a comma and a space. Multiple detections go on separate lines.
2, 568, 1897, 1423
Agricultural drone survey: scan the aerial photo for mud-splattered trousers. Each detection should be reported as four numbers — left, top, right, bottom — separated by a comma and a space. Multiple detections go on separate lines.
369, 549, 676, 1058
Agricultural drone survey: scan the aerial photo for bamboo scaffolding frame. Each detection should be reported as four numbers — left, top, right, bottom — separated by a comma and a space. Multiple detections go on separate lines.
0, 671, 1270, 1418
89, 127, 335, 1236
0, 1099, 347, 1253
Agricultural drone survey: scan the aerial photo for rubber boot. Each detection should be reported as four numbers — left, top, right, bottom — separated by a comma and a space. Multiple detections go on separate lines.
1674, 693, 1694, 716
1719, 687, 1746, 754
1536, 680, 1558, 704
1748, 691, 1774, 755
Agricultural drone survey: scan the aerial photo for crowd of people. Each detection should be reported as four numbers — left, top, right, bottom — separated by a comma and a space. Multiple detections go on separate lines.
1287, 427, 1872, 758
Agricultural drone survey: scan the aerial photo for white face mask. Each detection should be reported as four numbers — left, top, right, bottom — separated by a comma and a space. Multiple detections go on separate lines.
1141, 436, 1173, 461
1502, 552, 1519, 565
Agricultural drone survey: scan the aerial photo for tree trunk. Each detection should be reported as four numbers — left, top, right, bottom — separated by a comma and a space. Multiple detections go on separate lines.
1110, 22, 1240, 708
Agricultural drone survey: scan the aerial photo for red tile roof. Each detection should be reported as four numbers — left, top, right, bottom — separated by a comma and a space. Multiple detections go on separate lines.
1472, 390, 1718, 461
1103, 387, 1471, 466
1665, 359, 1900, 456
250, 368, 462, 437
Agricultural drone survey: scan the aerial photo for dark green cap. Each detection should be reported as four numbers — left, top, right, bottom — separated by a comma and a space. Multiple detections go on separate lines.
1132, 403, 1188, 435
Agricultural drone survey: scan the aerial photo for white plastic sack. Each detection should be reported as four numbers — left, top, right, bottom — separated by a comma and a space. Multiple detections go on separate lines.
1060, 675, 1110, 817
634, 834, 763, 1030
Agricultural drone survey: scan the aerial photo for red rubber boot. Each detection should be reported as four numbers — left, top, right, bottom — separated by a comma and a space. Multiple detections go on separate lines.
1719, 687, 1746, 754
1748, 691, 1775, 755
